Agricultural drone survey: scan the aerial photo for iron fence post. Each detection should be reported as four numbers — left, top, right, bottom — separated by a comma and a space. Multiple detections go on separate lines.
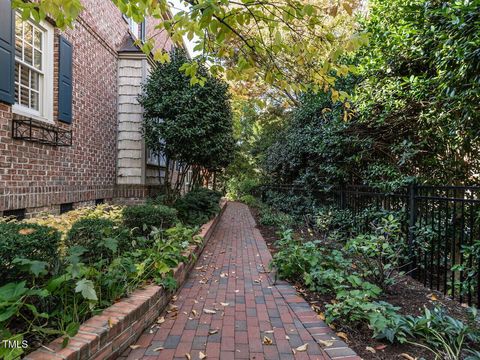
340, 185, 346, 210
408, 181, 418, 273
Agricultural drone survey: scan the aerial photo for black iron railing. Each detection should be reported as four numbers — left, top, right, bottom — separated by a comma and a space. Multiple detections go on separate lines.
259, 183, 480, 306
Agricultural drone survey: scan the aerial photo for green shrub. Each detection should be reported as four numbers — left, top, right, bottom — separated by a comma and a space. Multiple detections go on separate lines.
239, 194, 260, 207
345, 214, 407, 290
259, 207, 294, 228
402, 307, 480, 360
65, 218, 132, 263
0, 222, 61, 283
263, 190, 316, 216
122, 204, 178, 235
175, 188, 222, 226
226, 177, 258, 200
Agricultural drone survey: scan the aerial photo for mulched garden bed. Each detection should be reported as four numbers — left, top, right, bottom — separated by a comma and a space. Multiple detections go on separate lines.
249, 205, 478, 360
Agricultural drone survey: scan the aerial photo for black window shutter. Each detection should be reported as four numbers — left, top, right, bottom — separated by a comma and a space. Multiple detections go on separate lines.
58, 36, 73, 123
0, 0, 15, 105
140, 20, 146, 42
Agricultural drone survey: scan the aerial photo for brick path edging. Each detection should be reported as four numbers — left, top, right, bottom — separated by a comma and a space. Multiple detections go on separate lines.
24, 200, 228, 360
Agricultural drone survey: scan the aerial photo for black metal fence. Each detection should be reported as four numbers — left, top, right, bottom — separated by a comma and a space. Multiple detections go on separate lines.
259, 184, 480, 306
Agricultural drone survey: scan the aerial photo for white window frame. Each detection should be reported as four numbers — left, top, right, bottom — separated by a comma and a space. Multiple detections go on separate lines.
12, 14, 54, 124
125, 17, 139, 40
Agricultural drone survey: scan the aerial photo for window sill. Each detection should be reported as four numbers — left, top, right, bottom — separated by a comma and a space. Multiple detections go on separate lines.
12, 105, 55, 125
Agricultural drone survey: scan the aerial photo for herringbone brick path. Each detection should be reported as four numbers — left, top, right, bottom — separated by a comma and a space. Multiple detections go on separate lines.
119, 202, 358, 360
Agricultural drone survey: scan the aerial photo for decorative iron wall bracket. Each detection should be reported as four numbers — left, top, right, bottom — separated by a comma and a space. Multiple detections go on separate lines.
12, 118, 72, 146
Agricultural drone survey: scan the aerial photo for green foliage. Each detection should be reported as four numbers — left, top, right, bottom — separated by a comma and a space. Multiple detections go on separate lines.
262, 0, 480, 189
258, 207, 294, 228
263, 189, 317, 216
345, 214, 407, 290
133, 225, 195, 285
174, 188, 222, 226
139, 49, 234, 177
122, 204, 178, 235
65, 218, 132, 263
402, 307, 480, 360
271, 229, 314, 279
0, 222, 61, 284
239, 195, 260, 208
226, 177, 259, 200
314, 206, 355, 236
12, 0, 364, 99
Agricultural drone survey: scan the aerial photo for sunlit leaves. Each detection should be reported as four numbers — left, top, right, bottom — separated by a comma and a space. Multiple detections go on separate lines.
12, 0, 367, 99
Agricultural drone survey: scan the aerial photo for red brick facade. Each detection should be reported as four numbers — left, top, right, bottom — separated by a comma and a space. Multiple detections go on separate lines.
0, 0, 174, 217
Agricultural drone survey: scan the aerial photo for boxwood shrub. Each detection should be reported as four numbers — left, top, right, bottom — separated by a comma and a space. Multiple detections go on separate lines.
122, 204, 178, 235
175, 188, 222, 226
0, 222, 61, 283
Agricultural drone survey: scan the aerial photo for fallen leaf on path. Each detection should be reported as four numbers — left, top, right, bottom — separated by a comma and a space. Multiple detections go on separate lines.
285, 335, 290, 340
153, 347, 164, 352
318, 340, 334, 347
400, 354, 416, 360
172, 295, 178, 302
317, 312, 326, 321
220, 272, 228, 277
336, 332, 348, 341
427, 293, 438, 301
156, 316, 165, 324
199, 351, 207, 359
366, 346, 376, 353
220, 302, 229, 307
375, 344, 387, 350
195, 266, 204, 270
203, 309, 216, 314
129, 345, 141, 350
191, 310, 198, 317
108, 318, 113, 328
208, 329, 219, 335
185, 354, 191, 360
262, 336, 273, 345
295, 344, 308, 352
264, 330, 274, 334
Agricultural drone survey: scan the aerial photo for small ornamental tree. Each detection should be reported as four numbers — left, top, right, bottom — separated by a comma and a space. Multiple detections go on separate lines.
139, 49, 235, 194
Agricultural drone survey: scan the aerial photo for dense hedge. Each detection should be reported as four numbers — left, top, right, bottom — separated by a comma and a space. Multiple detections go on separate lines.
0, 222, 61, 282
174, 188, 222, 226
122, 204, 178, 235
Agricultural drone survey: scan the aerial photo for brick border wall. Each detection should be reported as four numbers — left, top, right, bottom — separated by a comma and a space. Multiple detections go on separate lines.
24, 200, 227, 360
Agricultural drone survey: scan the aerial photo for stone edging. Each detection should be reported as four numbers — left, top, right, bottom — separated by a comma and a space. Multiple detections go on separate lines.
24, 200, 228, 360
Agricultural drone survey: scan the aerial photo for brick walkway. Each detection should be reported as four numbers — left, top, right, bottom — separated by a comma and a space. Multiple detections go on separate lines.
119, 202, 358, 360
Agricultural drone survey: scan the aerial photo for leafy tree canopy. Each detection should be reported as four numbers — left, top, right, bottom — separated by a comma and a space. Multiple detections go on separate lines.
12, 0, 367, 100
255, 0, 480, 190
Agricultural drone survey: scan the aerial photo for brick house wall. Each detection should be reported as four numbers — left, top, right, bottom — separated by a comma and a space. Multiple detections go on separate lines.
0, 0, 175, 217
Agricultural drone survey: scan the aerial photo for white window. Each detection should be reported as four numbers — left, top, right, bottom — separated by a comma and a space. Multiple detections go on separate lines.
146, 149, 167, 167
124, 16, 145, 41
13, 14, 54, 122
127, 17, 139, 39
